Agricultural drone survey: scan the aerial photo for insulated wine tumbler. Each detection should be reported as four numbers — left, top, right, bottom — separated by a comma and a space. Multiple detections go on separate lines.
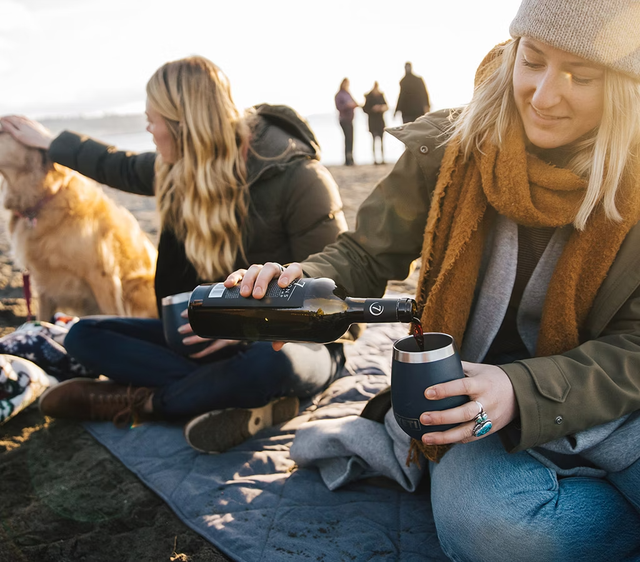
162, 292, 210, 356
391, 333, 469, 440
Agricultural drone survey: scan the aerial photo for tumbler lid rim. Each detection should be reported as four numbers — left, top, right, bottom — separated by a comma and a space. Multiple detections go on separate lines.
393, 333, 456, 363
161, 291, 192, 306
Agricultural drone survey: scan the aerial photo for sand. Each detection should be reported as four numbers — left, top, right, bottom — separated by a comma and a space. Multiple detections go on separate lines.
0, 163, 421, 562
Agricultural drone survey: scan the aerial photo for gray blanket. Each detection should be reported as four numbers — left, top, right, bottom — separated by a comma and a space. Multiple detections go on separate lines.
84, 323, 448, 562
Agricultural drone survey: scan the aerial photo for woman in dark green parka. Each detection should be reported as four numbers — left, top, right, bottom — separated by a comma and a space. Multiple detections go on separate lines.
2, 55, 348, 454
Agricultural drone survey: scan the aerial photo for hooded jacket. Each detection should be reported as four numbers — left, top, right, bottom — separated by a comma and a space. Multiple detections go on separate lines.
48, 104, 347, 314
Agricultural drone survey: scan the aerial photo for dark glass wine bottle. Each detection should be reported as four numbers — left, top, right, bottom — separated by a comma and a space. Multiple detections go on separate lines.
188, 277, 417, 344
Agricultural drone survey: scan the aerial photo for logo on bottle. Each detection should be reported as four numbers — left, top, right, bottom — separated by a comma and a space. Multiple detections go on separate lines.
369, 302, 384, 316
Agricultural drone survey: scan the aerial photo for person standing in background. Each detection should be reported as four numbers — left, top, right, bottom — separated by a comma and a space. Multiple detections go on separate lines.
363, 81, 388, 165
335, 78, 358, 166
394, 62, 431, 123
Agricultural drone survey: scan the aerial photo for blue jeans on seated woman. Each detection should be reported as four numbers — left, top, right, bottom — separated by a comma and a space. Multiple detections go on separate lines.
64, 317, 343, 420
430, 434, 640, 562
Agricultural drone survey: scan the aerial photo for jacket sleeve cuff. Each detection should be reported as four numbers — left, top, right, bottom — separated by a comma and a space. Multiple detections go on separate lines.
49, 131, 113, 179
500, 357, 575, 452
49, 131, 84, 169
499, 361, 542, 452
301, 262, 331, 279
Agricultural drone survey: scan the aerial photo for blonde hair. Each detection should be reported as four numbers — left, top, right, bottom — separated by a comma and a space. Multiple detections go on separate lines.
449, 39, 640, 230
147, 56, 251, 280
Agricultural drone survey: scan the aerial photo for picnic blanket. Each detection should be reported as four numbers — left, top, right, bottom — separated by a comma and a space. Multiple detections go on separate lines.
84, 323, 449, 562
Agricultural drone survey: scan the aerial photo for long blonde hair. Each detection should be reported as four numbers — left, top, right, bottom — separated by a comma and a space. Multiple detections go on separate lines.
147, 56, 251, 280
449, 39, 640, 230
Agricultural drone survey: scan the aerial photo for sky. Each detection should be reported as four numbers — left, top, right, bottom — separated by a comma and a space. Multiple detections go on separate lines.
0, 0, 521, 119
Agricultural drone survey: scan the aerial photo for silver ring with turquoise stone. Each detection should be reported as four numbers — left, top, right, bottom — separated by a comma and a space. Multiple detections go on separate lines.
472, 401, 493, 437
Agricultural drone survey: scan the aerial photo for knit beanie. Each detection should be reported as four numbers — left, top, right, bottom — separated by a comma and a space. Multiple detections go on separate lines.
510, 0, 640, 80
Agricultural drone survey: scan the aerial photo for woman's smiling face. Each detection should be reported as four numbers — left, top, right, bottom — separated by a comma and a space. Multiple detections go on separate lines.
512, 37, 605, 149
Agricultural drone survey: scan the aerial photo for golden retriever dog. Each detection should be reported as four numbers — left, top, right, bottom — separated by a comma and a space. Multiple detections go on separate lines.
0, 130, 158, 320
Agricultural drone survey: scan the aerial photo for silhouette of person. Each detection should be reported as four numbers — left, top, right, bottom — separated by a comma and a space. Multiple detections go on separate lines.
363, 81, 388, 165
334, 78, 358, 166
394, 62, 431, 124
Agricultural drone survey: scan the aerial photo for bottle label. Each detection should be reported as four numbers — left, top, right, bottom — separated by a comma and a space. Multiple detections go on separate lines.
205, 280, 306, 308
362, 299, 399, 322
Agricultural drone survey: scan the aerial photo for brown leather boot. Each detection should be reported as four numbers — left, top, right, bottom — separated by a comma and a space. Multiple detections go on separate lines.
38, 378, 154, 427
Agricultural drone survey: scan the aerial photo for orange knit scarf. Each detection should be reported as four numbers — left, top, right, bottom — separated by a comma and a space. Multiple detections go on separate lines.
410, 126, 640, 463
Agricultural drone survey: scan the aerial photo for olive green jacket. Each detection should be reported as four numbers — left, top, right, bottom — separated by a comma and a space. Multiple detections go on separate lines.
302, 110, 640, 453
49, 105, 347, 315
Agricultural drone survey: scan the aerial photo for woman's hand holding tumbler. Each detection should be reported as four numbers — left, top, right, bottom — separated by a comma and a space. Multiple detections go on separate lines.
418, 361, 519, 446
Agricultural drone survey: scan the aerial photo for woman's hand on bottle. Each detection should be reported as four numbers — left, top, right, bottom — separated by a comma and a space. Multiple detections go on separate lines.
418, 362, 518, 445
224, 262, 303, 350
178, 309, 240, 358
225, 262, 303, 297
0, 115, 54, 150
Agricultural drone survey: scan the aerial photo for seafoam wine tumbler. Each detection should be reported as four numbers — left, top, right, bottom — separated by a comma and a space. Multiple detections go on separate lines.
391, 333, 469, 440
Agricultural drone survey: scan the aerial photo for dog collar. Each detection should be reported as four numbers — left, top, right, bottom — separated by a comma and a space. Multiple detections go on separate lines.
13, 191, 59, 228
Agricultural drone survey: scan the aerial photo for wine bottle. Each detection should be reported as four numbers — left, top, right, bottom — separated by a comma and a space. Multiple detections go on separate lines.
188, 277, 417, 344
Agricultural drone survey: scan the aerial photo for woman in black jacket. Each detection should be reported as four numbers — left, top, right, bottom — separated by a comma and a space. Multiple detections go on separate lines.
1, 55, 348, 453
363, 82, 388, 165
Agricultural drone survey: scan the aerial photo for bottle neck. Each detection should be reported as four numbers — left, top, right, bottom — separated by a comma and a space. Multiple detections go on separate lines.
345, 297, 416, 324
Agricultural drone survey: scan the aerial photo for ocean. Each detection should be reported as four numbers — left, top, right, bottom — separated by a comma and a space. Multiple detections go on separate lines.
40, 111, 407, 167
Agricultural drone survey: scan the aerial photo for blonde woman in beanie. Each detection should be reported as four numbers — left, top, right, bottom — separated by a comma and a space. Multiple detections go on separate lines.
227, 0, 640, 559
1, 56, 348, 452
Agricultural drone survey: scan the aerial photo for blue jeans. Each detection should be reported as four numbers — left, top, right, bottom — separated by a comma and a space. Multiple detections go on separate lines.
64, 317, 343, 419
430, 434, 640, 561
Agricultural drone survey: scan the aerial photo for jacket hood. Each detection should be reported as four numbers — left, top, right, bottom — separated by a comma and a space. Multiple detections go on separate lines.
246, 104, 321, 186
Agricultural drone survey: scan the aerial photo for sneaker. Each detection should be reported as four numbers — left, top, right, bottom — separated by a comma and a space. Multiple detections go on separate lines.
184, 396, 300, 454
39, 377, 153, 427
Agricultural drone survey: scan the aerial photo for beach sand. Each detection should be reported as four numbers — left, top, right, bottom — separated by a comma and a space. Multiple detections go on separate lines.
0, 163, 421, 562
